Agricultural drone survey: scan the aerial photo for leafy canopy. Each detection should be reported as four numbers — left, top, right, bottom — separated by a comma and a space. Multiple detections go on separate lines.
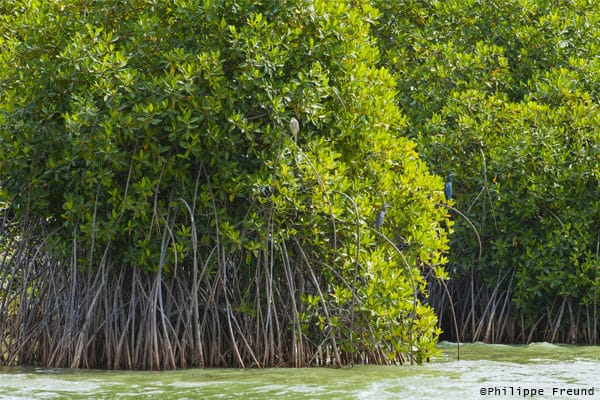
373, 0, 600, 326
0, 0, 451, 363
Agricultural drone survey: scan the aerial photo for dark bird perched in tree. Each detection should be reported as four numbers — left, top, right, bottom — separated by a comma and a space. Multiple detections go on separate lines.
395, 235, 408, 251
444, 173, 453, 201
375, 203, 389, 230
289, 117, 299, 142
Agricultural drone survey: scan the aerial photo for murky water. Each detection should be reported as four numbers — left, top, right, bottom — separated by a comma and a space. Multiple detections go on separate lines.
1, 343, 599, 399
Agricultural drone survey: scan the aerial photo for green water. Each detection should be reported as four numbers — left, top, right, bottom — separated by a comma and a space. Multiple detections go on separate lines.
1, 343, 599, 399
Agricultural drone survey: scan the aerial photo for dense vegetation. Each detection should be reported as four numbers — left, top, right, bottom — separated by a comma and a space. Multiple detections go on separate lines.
0, 0, 449, 369
373, 0, 600, 343
1, 0, 599, 370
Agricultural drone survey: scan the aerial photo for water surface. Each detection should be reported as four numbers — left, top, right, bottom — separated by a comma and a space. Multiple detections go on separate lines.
1, 343, 599, 399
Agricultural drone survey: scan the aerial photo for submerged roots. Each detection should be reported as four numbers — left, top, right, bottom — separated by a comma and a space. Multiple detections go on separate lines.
0, 223, 422, 369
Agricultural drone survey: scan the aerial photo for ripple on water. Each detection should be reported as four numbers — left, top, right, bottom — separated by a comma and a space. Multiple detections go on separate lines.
0, 375, 101, 399
354, 359, 599, 400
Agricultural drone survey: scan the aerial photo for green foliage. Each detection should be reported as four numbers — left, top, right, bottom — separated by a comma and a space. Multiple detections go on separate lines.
373, 0, 600, 328
0, 0, 450, 363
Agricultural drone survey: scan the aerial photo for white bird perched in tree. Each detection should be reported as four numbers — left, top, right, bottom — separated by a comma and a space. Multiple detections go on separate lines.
375, 203, 389, 230
289, 117, 299, 142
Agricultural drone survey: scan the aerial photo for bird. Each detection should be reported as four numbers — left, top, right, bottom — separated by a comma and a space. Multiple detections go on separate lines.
375, 203, 389, 230
444, 173, 453, 201
289, 117, 299, 142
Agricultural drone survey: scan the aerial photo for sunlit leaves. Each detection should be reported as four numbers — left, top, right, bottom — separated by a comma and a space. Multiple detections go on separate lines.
0, 0, 451, 364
